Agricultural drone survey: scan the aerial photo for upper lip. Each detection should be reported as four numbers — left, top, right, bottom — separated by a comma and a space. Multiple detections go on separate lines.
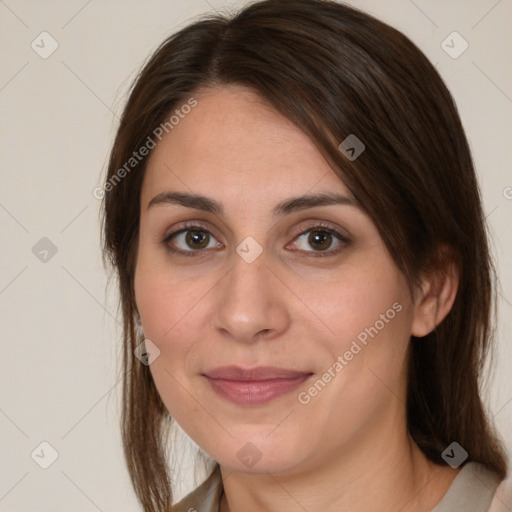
203, 366, 312, 381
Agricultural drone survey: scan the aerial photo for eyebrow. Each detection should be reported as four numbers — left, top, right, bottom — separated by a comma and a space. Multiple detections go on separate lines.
147, 191, 361, 217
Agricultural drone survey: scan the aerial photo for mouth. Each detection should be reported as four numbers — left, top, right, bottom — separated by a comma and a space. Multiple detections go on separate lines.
202, 366, 314, 405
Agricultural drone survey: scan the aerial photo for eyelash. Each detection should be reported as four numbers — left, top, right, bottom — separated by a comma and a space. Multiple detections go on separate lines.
161, 221, 349, 259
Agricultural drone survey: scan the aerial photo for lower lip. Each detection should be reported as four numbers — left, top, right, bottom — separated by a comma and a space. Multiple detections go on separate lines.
204, 375, 312, 405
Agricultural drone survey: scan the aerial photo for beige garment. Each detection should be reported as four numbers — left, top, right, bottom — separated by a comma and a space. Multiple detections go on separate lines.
171, 462, 506, 512
172, 464, 223, 512
487, 472, 512, 512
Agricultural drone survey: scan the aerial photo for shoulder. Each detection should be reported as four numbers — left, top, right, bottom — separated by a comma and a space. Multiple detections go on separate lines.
171, 464, 223, 512
488, 473, 512, 512
431, 462, 507, 512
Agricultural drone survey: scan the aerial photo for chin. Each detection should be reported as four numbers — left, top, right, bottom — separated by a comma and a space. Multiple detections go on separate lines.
200, 427, 312, 475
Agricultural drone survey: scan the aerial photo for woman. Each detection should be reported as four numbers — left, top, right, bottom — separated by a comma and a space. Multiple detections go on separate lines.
101, 1, 509, 511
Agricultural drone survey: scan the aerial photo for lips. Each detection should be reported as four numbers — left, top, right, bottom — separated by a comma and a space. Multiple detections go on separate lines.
204, 366, 311, 380
202, 366, 313, 405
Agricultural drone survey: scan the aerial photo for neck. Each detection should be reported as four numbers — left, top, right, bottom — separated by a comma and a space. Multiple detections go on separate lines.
219, 415, 459, 512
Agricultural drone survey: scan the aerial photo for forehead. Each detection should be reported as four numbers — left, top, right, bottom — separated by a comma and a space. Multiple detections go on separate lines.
141, 85, 352, 209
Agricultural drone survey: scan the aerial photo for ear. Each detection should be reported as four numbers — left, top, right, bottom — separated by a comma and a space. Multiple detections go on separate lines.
411, 249, 460, 338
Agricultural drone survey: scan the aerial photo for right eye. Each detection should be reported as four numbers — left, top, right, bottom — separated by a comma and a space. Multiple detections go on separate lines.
162, 224, 223, 257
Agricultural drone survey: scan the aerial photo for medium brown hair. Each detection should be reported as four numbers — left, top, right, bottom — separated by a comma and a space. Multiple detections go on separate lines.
101, 1, 508, 510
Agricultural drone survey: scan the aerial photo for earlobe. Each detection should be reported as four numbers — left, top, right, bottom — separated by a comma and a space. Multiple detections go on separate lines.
411, 258, 459, 338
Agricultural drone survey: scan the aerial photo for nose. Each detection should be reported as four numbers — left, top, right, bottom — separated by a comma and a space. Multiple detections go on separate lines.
211, 248, 291, 344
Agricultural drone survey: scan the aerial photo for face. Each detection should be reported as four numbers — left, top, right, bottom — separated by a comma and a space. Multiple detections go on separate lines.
134, 85, 419, 475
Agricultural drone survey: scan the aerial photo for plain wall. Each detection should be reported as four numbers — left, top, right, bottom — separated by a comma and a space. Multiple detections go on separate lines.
1, 0, 510, 510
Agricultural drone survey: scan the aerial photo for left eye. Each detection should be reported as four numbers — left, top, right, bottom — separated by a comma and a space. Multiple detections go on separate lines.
289, 228, 346, 255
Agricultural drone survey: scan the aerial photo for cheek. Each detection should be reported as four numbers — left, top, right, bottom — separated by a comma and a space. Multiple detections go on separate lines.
135, 237, 192, 335
134, 258, 205, 420
307, 255, 411, 355
134, 266, 199, 351
133, 247, 218, 370
296, 256, 413, 410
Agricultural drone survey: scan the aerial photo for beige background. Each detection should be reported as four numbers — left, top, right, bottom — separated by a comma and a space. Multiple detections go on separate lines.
0, 0, 511, 510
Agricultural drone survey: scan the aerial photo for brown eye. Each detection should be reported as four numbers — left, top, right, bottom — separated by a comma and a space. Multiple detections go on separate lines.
162, 225, 222, 257
308, 230, 333, 251
184, 229, 210, 249
290, 226, 347, 256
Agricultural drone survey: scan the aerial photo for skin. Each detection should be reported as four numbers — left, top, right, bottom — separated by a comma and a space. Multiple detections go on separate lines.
134, 85, 461, 512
